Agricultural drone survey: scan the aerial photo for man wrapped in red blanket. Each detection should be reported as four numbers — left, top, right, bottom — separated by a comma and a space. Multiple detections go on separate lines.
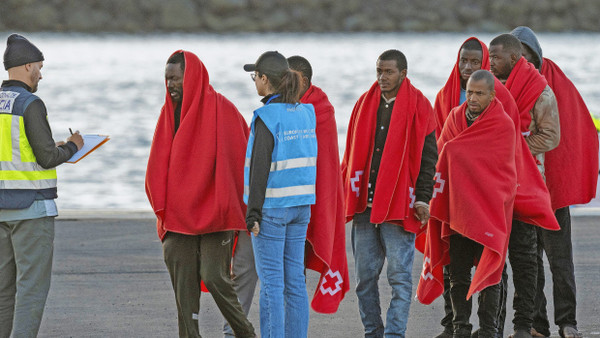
429, 37, 559, 338
489, 33, 562, 337
145, 51, 255, 338
290, 57, 350, 314
418, 70, 517, 337
512, 26, 598, 338
342, 49, 438, 337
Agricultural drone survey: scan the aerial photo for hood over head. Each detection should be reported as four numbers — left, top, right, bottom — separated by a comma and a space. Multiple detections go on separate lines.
511, 26, 543, 69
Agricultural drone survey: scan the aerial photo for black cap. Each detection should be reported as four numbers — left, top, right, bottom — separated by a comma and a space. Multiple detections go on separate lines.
243, 51, 288, 77
3, 34, 44, 70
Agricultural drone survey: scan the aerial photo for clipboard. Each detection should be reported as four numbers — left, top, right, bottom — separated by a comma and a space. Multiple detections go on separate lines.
66, 134, 110, 164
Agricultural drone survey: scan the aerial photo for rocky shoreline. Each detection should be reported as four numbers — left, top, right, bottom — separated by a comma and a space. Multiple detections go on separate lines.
1, 0, 599, 33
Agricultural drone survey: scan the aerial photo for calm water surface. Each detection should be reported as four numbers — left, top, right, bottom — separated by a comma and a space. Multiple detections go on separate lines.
1, 32, 598, 209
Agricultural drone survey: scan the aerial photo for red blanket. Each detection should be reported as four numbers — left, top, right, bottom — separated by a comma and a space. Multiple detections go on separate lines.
426, 37, 558, 243
504, 57, 548, 131
497, 80, 559, 231
417, 98, 517, 304
541, 58, 599, 209
434, 37, 489, 137
145, 51, 249, 240
301, 85, 349, 313
342, 78, 435, 234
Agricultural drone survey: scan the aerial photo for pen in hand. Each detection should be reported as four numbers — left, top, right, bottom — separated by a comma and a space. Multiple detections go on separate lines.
67, 128, 84, 151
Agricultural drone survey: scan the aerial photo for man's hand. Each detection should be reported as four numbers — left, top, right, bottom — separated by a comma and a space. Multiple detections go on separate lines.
67, 131, 84, 150
55, 141, 65, 146
250, 221, 260, 236
414, 204, 430, 228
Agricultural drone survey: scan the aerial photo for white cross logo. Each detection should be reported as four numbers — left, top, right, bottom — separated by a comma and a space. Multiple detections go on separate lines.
421, 256, 434, 281
432, 172, 445, 198
409, 187, 416, 208
350, 170, 363, 197
319, 269, 343, 296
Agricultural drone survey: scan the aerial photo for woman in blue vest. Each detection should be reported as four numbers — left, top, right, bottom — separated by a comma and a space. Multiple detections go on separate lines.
243, 51, 317, 338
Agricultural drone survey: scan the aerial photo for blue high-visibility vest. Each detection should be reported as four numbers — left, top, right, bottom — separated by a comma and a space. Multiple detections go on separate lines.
244, 101, 317, 208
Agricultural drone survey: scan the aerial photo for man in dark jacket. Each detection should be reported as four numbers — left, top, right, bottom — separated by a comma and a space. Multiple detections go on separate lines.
0, 34, 83, 338
489, 33, 561, 338
510, 26, 597, 338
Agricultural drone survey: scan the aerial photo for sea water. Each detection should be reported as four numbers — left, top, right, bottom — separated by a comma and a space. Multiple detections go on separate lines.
1, 32, 597, 209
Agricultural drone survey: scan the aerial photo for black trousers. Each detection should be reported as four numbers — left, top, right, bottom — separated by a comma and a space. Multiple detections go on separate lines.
498, 219, 538, 333
162, 231, 255, 338
448, 235, 500, 338
532, 207, 578, 336
441, 266, 454, 335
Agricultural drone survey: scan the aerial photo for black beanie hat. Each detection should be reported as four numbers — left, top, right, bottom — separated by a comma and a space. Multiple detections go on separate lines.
3, 34, 44, 70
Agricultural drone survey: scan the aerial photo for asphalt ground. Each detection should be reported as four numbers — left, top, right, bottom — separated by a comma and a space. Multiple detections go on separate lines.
35, 211, 600, 337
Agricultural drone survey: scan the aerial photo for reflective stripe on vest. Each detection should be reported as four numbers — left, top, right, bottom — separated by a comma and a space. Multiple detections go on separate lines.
0, 88, 57, 191
244, 184, 315, 199
244, 156, 317, 172
243, 102, 317, 208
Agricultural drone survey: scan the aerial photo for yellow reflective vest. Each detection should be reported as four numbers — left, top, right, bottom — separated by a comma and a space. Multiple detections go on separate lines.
0, 86, 57, 208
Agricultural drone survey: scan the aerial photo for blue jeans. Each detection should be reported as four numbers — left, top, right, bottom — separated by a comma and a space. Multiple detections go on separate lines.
352, 210, 416, 338
252, 205, 310, 338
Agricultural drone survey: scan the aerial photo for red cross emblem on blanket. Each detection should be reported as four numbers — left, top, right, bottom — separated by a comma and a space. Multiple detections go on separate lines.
319, 269, 343, 296
433, 172, 445, 198
350, 170, 363, 197
421, 256, 434, 281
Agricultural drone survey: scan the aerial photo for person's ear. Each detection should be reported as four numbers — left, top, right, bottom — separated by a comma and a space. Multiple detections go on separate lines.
510, 53, 519, 67
303, 76, 310, 89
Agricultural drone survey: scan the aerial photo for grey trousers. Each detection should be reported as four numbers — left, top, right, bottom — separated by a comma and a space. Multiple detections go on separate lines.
223, 232, 258, 337
0, 216, 54, 338
162, 231, 255, 338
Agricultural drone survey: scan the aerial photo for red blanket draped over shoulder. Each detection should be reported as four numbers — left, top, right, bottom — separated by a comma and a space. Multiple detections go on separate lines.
145, 51, 249, 240
430, 38, 558, 233
417, 99, 517, 304
499, 80, 559, 231
541, 58, 599, 209
300, 85, 349, 313
504, 57, 548, 131
434, 37, 489, 138
342, 78, 435, 234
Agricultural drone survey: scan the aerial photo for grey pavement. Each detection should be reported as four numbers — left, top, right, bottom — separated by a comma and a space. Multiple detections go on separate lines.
35, 211, 600, 337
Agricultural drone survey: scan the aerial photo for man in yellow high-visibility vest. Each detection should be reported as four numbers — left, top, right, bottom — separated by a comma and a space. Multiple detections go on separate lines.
0, 34, 83, 338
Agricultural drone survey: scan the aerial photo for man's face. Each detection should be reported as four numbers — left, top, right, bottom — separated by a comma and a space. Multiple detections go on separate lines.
376, 59, 406, 99
466, 78, 495, 115
165, 63, 184, 104
520, 43, 540, 70
489, 44, 515, 81
29, 61, 43, 93
458, 48, 483, 88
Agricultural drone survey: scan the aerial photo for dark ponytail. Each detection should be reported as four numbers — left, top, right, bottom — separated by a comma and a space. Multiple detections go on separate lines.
267, 69, 302, 104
